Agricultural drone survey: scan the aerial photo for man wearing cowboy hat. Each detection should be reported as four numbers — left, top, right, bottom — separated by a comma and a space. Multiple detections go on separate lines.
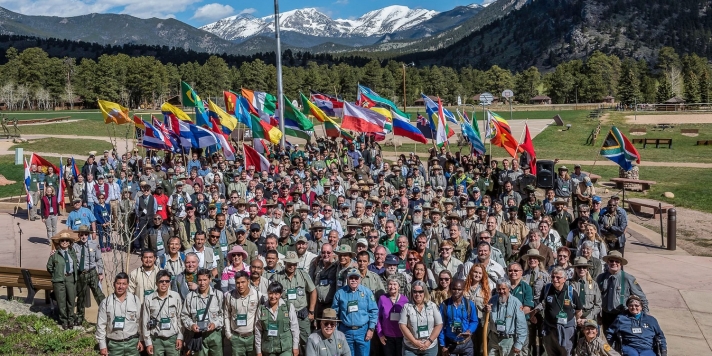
271, 250, 317, 355
168, 180, 191, 222
306, 308, 351, 356
334, 245, 358, 287
331, 268, 378, 356
596, 251, 648, 329
224, 270, 261, 356
47, 230, 80, 329
74, 225, 106, 326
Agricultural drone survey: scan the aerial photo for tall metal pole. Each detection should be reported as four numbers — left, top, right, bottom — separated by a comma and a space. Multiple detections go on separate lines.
274, 0, 286, 148
402, 64, 407, 113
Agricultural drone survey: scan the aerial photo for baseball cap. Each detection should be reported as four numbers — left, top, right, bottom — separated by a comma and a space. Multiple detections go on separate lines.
249, 223, 261, 231
385, 254, 399, 265
357, 238, 368, 246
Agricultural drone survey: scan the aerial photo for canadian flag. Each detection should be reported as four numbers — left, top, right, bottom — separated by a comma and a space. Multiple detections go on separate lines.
243, 144, 270, 172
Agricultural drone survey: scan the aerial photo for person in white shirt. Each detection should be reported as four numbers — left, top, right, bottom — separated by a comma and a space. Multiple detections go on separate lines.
458, 241, 506, 283
190, 232, 218, 278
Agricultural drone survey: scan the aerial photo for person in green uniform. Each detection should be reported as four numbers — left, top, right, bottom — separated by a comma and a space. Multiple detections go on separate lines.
224, 270, 261, 356
306, 308, 351, 356
73, 225, 106, 326
255, 281, 301, 356
270, 251, 317, 355
47, 230, 79, 329
29, 164, 43, 220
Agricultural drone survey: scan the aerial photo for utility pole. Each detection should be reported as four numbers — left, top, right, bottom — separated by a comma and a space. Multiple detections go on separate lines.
274, 0, 286, 148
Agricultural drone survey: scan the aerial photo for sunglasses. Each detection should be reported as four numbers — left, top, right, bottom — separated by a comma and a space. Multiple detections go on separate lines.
439, 278, 451, 281
576, 266, 588, 270
408, 258, 419, 261
507, 269, 522, 273
412, 290, 425, 294
158, 280, 171, 284
323, 321, 336, 327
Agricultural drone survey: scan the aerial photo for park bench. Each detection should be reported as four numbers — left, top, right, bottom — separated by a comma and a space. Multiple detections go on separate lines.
643, 138, 672, 149
625, 198, 674, 219
631, 139, 644, 144
653, 123, 674, 130
696, 140, 712, 145
681, 128, 699, 134
610, 178, 656, 191
629, 127, 647, 134
0, 266, 53, 304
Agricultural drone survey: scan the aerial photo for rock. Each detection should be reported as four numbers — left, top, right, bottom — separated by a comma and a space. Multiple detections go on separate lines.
383, 138, 402, 147
12, 138, 27, 143
0, 174, 16, 186
663, 192, 675, 198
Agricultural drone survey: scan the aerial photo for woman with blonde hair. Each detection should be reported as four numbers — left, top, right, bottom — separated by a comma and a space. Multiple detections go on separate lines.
398, 280, 443, 356
577, 222, 607, 259
463, 263, 494, 356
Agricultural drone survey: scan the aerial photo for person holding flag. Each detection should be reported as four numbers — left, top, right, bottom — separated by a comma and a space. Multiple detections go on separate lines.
41, 186, 61, 240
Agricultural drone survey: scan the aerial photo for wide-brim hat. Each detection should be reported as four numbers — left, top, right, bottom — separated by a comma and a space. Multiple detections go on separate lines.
310, 221, 325, 230
522, 249, 546, 262
348, 185, 361, 192
227, 245, 248, 261
346, 218, 361, 228
553, 198, 568, 205
77, 225, 93, 234
51, 229, 78, 243
334, 245, 355, 257
318, 308, 341, 322
283, 251, 300, 264
572, 256, 590, 267
447, 213, 462, 221
360, 218, 374, 227
360, 186, 371, 192
602, 250, 628, 266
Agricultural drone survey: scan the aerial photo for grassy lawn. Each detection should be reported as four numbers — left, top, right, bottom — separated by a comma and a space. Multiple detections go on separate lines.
532, 110, 712, 163
7, 110, 157, 137
0, 156, 26, 200
11, 138, 113, 156
0, 309, 95, 355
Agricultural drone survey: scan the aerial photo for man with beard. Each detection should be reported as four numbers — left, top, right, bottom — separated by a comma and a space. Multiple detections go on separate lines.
295, 235, 317, 270
486, 216, 513, 260
248, 258, 269, 295
429, 164, 447, 188
381, 254, 410, 296
517, 230, 556, 268
400, 205, 424, 244
310, 243, 338, 319
173, 253, 199, 299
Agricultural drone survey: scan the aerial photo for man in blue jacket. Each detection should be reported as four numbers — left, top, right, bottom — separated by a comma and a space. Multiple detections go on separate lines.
439, 279, 479, 356
332, 268, 378, 356
606, 295, 667, 356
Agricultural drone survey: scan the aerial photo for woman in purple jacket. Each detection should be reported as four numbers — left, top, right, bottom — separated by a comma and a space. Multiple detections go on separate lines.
377, 275, 409, 356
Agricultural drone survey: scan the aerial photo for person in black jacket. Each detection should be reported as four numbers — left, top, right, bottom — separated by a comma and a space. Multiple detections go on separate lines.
81, 155, 99, 179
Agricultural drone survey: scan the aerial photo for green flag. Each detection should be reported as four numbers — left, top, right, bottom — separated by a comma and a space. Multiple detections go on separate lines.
283, 95, 314, 131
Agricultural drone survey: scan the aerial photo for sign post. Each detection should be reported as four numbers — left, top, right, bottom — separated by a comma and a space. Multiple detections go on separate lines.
502, 89, 514, 122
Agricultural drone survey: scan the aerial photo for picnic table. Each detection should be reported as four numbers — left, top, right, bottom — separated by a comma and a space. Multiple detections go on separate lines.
654, 123, 675, 130
610, 177, 656, 191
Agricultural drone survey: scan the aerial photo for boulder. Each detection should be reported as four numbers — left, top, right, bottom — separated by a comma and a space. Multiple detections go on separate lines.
663, 192, 675, 199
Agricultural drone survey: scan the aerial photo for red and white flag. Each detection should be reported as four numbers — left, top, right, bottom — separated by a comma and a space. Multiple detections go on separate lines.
341, 101, 386, 133
520, 124, 537, 175
243, 144, 270, 172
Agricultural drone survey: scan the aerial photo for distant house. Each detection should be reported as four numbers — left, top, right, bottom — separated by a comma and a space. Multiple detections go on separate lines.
413, 95, 440, 106
531, 95, 552, 105
664, 97, 685, 104
603, 95, 615, 104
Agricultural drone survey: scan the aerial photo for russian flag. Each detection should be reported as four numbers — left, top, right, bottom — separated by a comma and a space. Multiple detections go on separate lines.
393, 116, 428, 144
24, 158, 32, 210
341, 102, 386, 133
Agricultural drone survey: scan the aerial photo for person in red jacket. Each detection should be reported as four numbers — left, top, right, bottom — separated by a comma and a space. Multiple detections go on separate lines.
41, 186, 61, 240
152, 186, 170, 221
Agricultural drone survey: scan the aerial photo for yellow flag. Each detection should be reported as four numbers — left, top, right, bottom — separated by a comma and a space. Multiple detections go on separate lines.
207, 99, 237, 132
161, 102, 193, 122
98, 100, 130, 124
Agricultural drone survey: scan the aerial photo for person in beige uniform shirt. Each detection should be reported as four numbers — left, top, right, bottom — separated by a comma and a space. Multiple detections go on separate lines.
142, 270, 184, 356
181, 268, 224, 355
96, 272, 144, 355
129, 250, 161, 304
224, 270, 262, 356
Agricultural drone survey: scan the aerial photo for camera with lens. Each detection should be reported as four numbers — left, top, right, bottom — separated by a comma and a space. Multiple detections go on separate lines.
147, 317, 159, 329
453, 325, 463, 334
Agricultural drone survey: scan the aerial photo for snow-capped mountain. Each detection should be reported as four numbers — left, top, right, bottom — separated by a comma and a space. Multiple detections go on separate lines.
201, 5, 440, 41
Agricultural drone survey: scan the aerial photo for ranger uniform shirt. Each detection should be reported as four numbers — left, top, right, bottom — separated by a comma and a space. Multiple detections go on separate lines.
129, 266, 161, 304
141, 291, 183, 346
95, 292, 142, 350
306, 330, 351, 356
254, 299, 300, 354
180, 288, 224, 331
224, 288, 261, 337
73, 239, 104, 274
270, 269, 316, 312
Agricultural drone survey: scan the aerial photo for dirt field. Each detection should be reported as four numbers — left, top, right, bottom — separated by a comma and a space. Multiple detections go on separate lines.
625, 113, 712, 124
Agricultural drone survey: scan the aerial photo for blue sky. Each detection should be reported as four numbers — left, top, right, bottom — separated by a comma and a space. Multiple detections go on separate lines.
0, 0, 494, 26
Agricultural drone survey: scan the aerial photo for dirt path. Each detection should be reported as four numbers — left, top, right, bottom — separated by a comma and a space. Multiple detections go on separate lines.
625, 113, 712, 124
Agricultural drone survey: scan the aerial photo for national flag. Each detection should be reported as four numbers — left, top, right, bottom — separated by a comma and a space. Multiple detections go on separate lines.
393, 114, 427, 144
369, 107, 393, 133
421, 94, 455, 138
132, 115, 146, 131
241, 88, 277, 122
179, 82, 209, 127
600, 126, 641, 170
284, 118, 313, 140
224, 91, 239, 115
243, 144, 271, 172
488, 114, 520, 158
30, 153, 59, 174
357, 85, 410, 121
177, 121, 196, 149
310, 91, 343, 117
520, 124, 537, 174
210, 117, 236, 161
188, 122, 218, 148
24, 158, 32, 211
416, 113, 434, 140
250, 114, 283, 144
206, 99, 237, 133
324, 119, 354, 142
486, 111, 512, 139
57, 157, 65, 208
162, 102, 192, 137
458, 110, 486, 155
435, 97, 448, 147
300, 92, 331, 122
98, 100, 131, 125
282, 95, 314, 131
342, 102, 387, 133
235, 96, 253, 130
252, 139, 271, 155
142, 120, 173, 151
152, 117, 181, 153
70, 157, 79, 183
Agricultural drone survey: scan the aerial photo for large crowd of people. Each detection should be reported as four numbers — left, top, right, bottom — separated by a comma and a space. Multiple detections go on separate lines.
36, 137, 667, 356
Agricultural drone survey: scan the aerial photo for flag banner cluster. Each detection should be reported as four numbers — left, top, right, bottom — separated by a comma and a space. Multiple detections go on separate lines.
457, 109, 485, 155
242, 88, 277, 122
421, 94, 455, 147
98, 100, 130, 125
520, 124, 537, 174
310, 91, 343, 117
486, 110, 520, 157
181, 81, 210, 127
357, 85, 410, 121
393, 113, 427, 144
600, 126, 641, 170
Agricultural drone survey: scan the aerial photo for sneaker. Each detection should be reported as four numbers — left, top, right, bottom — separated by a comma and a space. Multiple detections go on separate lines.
106, 247, 112, 252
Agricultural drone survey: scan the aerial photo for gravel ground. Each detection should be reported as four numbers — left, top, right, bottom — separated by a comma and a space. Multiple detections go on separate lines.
0, 297, 53, 317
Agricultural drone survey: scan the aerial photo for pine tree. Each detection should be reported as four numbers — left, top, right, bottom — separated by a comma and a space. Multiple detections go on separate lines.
617, 59, 640, 105
684, 71, 700, 103
656, 76, 673, 103
699, 69, 710, 103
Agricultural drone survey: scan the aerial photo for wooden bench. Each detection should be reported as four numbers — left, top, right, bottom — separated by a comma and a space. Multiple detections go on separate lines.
643, 138, 672, 149
631, 138, 644, 144
0, 266, 54, 304
696, 140, 712, 145
630, 128, 647, 134
681, 128, 699, 134
625, 198, 674, 219
610, 178, 657, 191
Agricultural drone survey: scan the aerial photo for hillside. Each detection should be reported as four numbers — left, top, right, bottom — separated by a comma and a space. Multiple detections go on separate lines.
399, 0, 712, 70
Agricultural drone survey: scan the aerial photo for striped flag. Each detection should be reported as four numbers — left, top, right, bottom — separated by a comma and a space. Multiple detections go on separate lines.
342, 102, 386, 133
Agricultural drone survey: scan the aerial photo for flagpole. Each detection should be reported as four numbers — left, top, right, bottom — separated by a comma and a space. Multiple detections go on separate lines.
274, 0, 286, 149
514, 119, 528, 157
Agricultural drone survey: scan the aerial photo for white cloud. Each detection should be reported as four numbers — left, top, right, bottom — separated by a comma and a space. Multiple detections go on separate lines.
192, 3, 236, 22
239, 8, 257, 15
0, 0, 199, 19
333, 0, 348, 4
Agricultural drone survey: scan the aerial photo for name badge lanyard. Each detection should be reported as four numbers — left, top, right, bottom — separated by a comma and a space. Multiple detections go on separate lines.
553, 288, 569, 324
112, 295, 127, 330
495, 297, 510, 333
154, 297, 172, 331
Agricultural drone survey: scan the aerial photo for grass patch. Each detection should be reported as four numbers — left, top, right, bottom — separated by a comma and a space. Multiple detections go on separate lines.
0, 309, 95, 355
533, 110, 712, 163
0, 156, 26, 200
7, 110, 154, 138
584, 165, 712, 213
11, 138, 113, 156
